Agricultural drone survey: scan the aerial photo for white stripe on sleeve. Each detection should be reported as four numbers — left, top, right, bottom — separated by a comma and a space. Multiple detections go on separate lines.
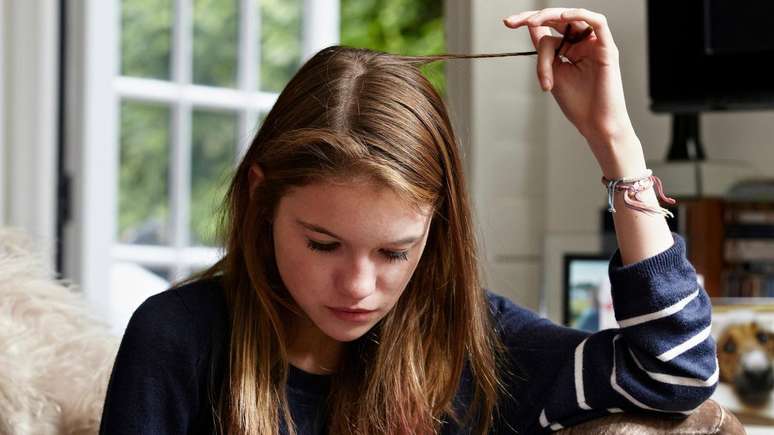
629, 348, 719, 387
574, 338, 592, 410
656, 325, 712, 362
610, 335, 693, 415
539, 409, 565, 431
617, 289, 699, 328
539, 409, 550, 427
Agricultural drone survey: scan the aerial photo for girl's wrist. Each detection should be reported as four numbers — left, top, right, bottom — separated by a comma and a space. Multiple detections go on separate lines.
590, 130, 648, 180
600, 157, 648, 181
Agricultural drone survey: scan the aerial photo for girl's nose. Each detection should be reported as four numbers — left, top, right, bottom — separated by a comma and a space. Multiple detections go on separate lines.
337, 257, 377, 300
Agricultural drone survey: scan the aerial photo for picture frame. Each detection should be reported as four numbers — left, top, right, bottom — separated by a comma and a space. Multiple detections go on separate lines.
710, 301, 774, 425
562, 253, 617, 332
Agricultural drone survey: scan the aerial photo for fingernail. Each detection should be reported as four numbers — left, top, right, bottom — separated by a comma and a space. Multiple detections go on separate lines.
503, 17, 512, 25
542, 79, 552, 91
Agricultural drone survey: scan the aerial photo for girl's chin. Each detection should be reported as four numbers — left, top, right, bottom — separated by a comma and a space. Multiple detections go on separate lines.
320, 324, 373, 343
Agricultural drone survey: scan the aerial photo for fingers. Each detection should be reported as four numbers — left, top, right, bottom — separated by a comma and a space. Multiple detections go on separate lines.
528, 25, 552, 49
503, 9, 559, 50
537, 35, 562, 91
558, 8, 613, 47
503, 10, 538, 27
504, 7, 614, 48
526, 8, 576, 27
503, 7, 617, 91
542, 20, 591, 38
504, 8, 562, 28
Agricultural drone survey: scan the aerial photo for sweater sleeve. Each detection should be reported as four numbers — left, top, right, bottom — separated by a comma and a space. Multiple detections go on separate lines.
99, 290, 203, 434
490, 232, 718, 433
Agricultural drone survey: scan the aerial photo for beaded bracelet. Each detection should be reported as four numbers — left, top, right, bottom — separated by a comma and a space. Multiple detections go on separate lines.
601, 169, 677, 218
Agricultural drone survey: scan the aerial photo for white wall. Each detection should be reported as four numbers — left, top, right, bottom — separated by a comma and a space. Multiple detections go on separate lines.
1, 1, 6, 223
446, 0, 548, 311
0, 0, 59, 268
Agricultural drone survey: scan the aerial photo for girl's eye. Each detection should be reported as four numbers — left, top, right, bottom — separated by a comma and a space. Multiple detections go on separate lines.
305, 239, 409, 263
306, 239, 338, 252
383, 250, 409, 263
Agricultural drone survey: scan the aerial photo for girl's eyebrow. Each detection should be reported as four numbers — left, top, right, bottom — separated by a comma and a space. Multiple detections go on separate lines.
295, 219, 422, 245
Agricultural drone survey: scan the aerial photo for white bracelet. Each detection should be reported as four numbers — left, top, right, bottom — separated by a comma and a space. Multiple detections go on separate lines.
601, 169, 677, 217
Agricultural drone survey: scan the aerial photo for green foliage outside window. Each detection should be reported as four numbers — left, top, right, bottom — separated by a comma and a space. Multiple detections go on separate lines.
190, 110, 237, 246
260, 0, 303, 93
193, 0, 239, 87
121, 0, 172, 79
341, 0, 445, 94
118, 101, 170, 245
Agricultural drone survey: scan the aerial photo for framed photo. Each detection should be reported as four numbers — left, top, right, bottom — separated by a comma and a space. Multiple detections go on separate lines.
562, 254, 617, 332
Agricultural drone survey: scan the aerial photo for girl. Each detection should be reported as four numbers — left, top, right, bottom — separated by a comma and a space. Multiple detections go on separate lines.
100, 7, 718, 434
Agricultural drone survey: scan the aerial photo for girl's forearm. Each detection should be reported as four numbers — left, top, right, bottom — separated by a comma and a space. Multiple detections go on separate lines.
595, 134, 675, 266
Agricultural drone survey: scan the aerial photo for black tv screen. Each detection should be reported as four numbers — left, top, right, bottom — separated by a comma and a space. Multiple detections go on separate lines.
648, 1, 774, 113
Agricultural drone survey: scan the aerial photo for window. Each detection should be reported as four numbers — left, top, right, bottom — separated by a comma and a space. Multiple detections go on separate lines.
65, 0, 339, 334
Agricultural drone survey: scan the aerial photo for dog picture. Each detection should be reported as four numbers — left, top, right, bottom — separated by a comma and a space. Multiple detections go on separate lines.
709, 305, 774, 427
717, 321, 774, 407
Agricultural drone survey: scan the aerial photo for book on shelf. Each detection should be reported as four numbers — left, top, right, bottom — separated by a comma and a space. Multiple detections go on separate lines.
724, 203, 774, 224
724, 223, 774, 238
722, 201, 774, 298
721, 267, 774, 298
724, 221, 774, 263
725, 239, 774, 262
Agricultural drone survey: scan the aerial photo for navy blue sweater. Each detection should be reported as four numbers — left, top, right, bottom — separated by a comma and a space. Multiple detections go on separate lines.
99, 232, 718, 434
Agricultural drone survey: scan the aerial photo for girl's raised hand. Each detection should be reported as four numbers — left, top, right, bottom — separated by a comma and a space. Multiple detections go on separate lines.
504, 8, 642, 178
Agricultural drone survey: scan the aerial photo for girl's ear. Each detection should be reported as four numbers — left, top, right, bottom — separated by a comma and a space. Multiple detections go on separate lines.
249, 164, 265, 198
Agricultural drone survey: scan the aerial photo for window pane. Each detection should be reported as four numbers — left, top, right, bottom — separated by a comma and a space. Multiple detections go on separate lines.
259, 0, 302, 92
118, 101, 171, 245
190, 109, 238, 246
121, 0, 173, 79
146, 265, 173, 281
193, 0, 239, 87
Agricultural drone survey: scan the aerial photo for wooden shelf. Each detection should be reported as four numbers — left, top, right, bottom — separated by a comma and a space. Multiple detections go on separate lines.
682, 198, 725, 297
681, 199, 774, 299
711, 297, 774, 307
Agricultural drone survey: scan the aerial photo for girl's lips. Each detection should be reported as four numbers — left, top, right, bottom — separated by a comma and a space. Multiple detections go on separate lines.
328, 307, 376, 322
330, 307, 375, 313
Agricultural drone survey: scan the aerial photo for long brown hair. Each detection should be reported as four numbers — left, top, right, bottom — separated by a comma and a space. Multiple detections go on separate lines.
188, 45, 524, 434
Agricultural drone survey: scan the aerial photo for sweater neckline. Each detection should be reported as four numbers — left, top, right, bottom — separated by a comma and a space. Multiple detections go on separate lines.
287, 363, 332, 395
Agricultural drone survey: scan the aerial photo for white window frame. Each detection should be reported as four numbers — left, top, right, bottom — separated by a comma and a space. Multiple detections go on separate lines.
64, 0, 339, 325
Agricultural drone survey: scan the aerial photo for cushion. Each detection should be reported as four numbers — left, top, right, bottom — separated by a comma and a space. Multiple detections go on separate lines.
0, 228, 119, 434
555, 400, 745, 435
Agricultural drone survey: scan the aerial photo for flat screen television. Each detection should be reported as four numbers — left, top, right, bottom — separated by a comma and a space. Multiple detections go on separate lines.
647, 1, 774, 113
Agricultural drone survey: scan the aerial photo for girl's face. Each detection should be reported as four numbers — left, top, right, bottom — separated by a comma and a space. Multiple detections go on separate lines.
272, 180, 433, 343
